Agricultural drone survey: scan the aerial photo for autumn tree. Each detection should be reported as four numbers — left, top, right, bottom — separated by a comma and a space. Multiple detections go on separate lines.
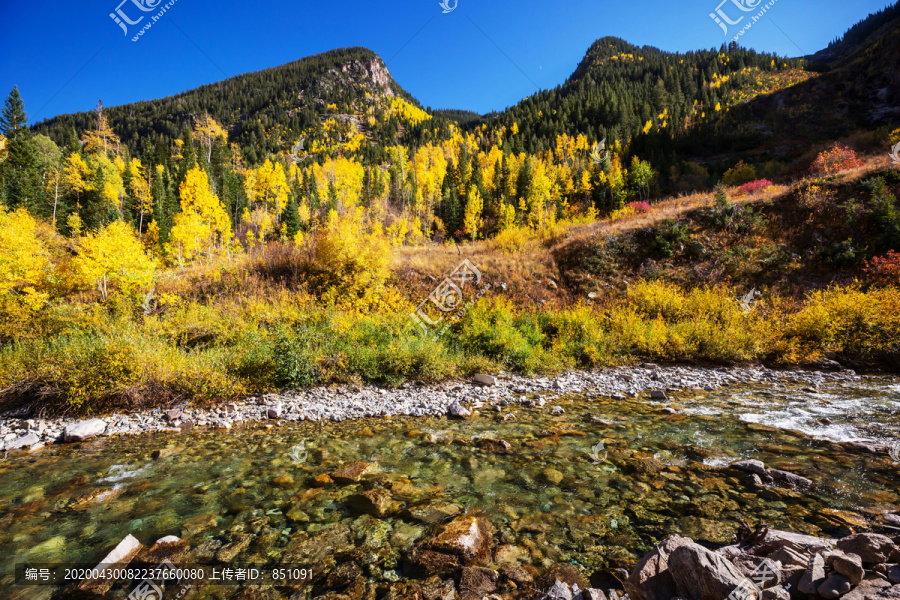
170, 166, 232, 266
0, 205, 52, 322
82, 100, 121, 156
191, 112, 228, 164
73, 220, 155, 300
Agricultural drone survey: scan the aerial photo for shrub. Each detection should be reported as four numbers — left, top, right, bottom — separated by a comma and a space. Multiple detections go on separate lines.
650, 220, 690, 258
722, 161, 758, 186
866, 250, 900, 283
810, 144, 864, 176
627, 201, 652, 213
490, 226, 536, 254
609, 206, 637, 222
736, 179, 773, 196
307, 209, 391, 303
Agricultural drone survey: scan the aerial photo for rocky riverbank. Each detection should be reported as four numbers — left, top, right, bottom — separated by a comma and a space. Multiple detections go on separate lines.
1, 364, 868, 453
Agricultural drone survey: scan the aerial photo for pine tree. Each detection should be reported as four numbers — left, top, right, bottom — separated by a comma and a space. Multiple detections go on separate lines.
283, 194, 301, 239
0, 86, 28, 138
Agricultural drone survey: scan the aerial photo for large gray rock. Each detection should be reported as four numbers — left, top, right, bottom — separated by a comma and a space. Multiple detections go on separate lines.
799, 554, 827, 596
4, 432, 40, 451
825, 550, 865, 585
448, 401, 471, 419
543, 579, 574, 600
63, 419, 107, 442
667, 541, 745, 600
578, 591, 608, 600
730, 460, 768, 477
841, 575, 893, 600
768, 469, 813, 489
473, 374, 497, 386
836, 534, 897, 564
625, 535, 693, 600
818, 574, 852, 599
752, 529, 835, 557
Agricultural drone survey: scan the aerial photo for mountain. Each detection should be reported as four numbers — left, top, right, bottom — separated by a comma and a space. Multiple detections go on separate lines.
32, 47, 427, 164
471, 37, 804, 156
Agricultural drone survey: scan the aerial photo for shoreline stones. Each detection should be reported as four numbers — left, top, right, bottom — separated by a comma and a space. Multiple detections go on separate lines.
0, 365, 869, 447
628, 531, 900, 600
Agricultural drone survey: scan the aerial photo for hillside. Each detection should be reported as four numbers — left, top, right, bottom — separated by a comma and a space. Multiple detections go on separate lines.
31, 47, 430, 164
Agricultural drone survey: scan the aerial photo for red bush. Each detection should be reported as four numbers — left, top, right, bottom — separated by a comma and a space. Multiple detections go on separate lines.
736, 179, 773, 195
866, 250, 900, 283
810, 144, 865, 176
627, 201, 652, 213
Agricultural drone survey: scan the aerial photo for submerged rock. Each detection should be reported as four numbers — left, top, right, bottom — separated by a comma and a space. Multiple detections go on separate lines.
76, 534, 142, 595
330, 461, 377, 484
412, 516, 493, 575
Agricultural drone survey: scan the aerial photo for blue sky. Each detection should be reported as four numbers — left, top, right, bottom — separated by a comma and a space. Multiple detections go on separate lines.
1, 0, 894, 124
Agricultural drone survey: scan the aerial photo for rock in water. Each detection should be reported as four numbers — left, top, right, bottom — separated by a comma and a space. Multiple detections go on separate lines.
667, 541, 745, 600
448, 401, 471, 419
347, 488, 394, 518
76, 534, 143, 595
63, 419, 107, 442
4, 432, 40, 451
330, 461, 376, 484
412, 516, 493, 575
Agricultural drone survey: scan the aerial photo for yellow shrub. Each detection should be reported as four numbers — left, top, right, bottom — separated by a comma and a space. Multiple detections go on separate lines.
490, 226, 536, 254
609, 206, 636, 222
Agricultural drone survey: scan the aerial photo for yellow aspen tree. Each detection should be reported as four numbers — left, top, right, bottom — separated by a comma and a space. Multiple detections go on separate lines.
0, 206, 51, 314
170, 166, 232, 266
463, 185, 484, 241
191, 112, 228, 163
73, 220, 156, 300
128, 158, 153, 231
82, 101, 121, 156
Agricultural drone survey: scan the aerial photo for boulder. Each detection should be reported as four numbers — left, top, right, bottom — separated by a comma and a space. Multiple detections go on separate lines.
580, 591, 608, 600
825, 550, 865, 585
5, 432, 41, 451
729, 460, 768, 478
412, 516, 493, 575
768, 469, 812, 489
836, 534, 897, 564
798, 554, 827, 596
841, 575, 893, 600
650, 391, 668, 400
752, 529, 835, 557
63, 419, 107, 442
266, 402, 283, 419
625, 535, 693, 600
818, 574, 852, 599
473, 374, 497, 386
165, 408, 183, 422
667, 541, 745, 600
542, 579, 574, 600
448, 401, 472, 419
